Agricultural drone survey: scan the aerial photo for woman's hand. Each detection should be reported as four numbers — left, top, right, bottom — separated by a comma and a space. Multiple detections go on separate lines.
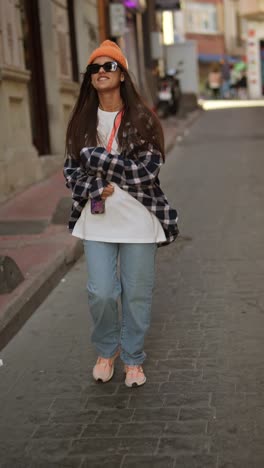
101, 184, 115, 200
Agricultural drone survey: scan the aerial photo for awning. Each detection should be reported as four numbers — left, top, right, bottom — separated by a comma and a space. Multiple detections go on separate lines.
198, 53, 240, 64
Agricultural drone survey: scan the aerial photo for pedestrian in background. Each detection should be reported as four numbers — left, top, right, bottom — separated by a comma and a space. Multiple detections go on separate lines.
230, 64, 240, 99
220, 58, 231, 99
64, 40, 178, 387
237, 70, 248, 99
208, 64, 222, 99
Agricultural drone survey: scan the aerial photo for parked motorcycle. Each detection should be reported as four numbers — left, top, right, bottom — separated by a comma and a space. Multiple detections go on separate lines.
156, 63, 183, 119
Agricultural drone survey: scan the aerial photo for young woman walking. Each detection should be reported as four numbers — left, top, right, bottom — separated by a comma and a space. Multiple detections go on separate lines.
64, 40, 178, 387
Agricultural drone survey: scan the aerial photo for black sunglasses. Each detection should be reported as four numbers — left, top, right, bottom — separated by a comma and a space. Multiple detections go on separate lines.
86, 61, 120, 75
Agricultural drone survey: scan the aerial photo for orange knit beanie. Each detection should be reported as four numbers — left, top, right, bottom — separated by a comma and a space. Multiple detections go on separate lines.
88, 40, 128, 70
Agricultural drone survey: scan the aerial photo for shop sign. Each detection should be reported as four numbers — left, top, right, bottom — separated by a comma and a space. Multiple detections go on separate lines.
155, 0, 181, 10
246, 24, 261, 97
109, 4, 126, 37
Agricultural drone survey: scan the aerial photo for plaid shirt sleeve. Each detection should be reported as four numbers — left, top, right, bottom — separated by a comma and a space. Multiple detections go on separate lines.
79, 145, 162, 187
63, 154, 107, 200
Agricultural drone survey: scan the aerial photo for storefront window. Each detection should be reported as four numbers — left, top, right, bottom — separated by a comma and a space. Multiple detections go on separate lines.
185, 2, 218, 34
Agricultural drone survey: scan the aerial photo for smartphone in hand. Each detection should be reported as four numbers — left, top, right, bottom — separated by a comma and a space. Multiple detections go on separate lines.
91, 199, 105, 214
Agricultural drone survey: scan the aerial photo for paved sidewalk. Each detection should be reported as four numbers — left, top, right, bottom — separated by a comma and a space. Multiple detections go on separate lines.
0, 106, 264, 467
0, 110, 200, 349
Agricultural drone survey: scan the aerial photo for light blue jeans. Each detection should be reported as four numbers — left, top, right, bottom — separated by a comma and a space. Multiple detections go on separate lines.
83, 241, 157, 365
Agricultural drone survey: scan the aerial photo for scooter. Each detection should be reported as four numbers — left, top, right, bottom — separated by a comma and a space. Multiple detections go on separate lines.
156, 64, 183, 119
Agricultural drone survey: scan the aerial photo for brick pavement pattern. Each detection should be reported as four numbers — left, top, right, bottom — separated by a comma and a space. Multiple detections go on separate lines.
1, 107, 264, 468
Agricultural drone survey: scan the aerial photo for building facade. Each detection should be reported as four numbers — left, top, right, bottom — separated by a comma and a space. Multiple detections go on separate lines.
239, 0, 264, 98
0, 0, 100, 202
184, 0, 225, 61
223, 0, 246, 59
157, 1, 226, 62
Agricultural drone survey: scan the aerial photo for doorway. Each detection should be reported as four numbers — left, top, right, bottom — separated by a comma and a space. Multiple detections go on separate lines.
20, 0, 50, 155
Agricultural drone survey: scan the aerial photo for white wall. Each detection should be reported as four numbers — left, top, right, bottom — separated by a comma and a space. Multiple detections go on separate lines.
165, 41, 199, 94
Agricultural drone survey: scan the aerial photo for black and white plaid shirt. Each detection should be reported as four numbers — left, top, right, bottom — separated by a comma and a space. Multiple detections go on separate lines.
64, 138, 179, 247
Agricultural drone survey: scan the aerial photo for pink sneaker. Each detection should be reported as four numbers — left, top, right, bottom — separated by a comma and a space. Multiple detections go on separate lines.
93, 352, 119, 383
124, 365, 146, 388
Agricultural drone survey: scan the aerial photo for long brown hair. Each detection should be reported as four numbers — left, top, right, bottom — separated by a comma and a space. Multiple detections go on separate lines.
65, 64, 165, 161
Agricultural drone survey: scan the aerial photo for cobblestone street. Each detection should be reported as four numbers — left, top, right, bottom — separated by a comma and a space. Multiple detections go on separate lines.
1, 107, 264, 468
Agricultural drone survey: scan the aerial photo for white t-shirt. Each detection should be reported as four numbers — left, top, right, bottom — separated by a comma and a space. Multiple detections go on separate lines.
72, 108, 166, 243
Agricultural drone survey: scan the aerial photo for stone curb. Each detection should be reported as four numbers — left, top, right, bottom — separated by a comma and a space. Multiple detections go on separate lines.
0, 109, 202, 350
0, 239, 83, 350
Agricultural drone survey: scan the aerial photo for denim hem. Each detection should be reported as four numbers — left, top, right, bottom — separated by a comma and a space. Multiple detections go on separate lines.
122, 361, 145, 366
95, 346, 120, 359
120, 357, 145, 366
